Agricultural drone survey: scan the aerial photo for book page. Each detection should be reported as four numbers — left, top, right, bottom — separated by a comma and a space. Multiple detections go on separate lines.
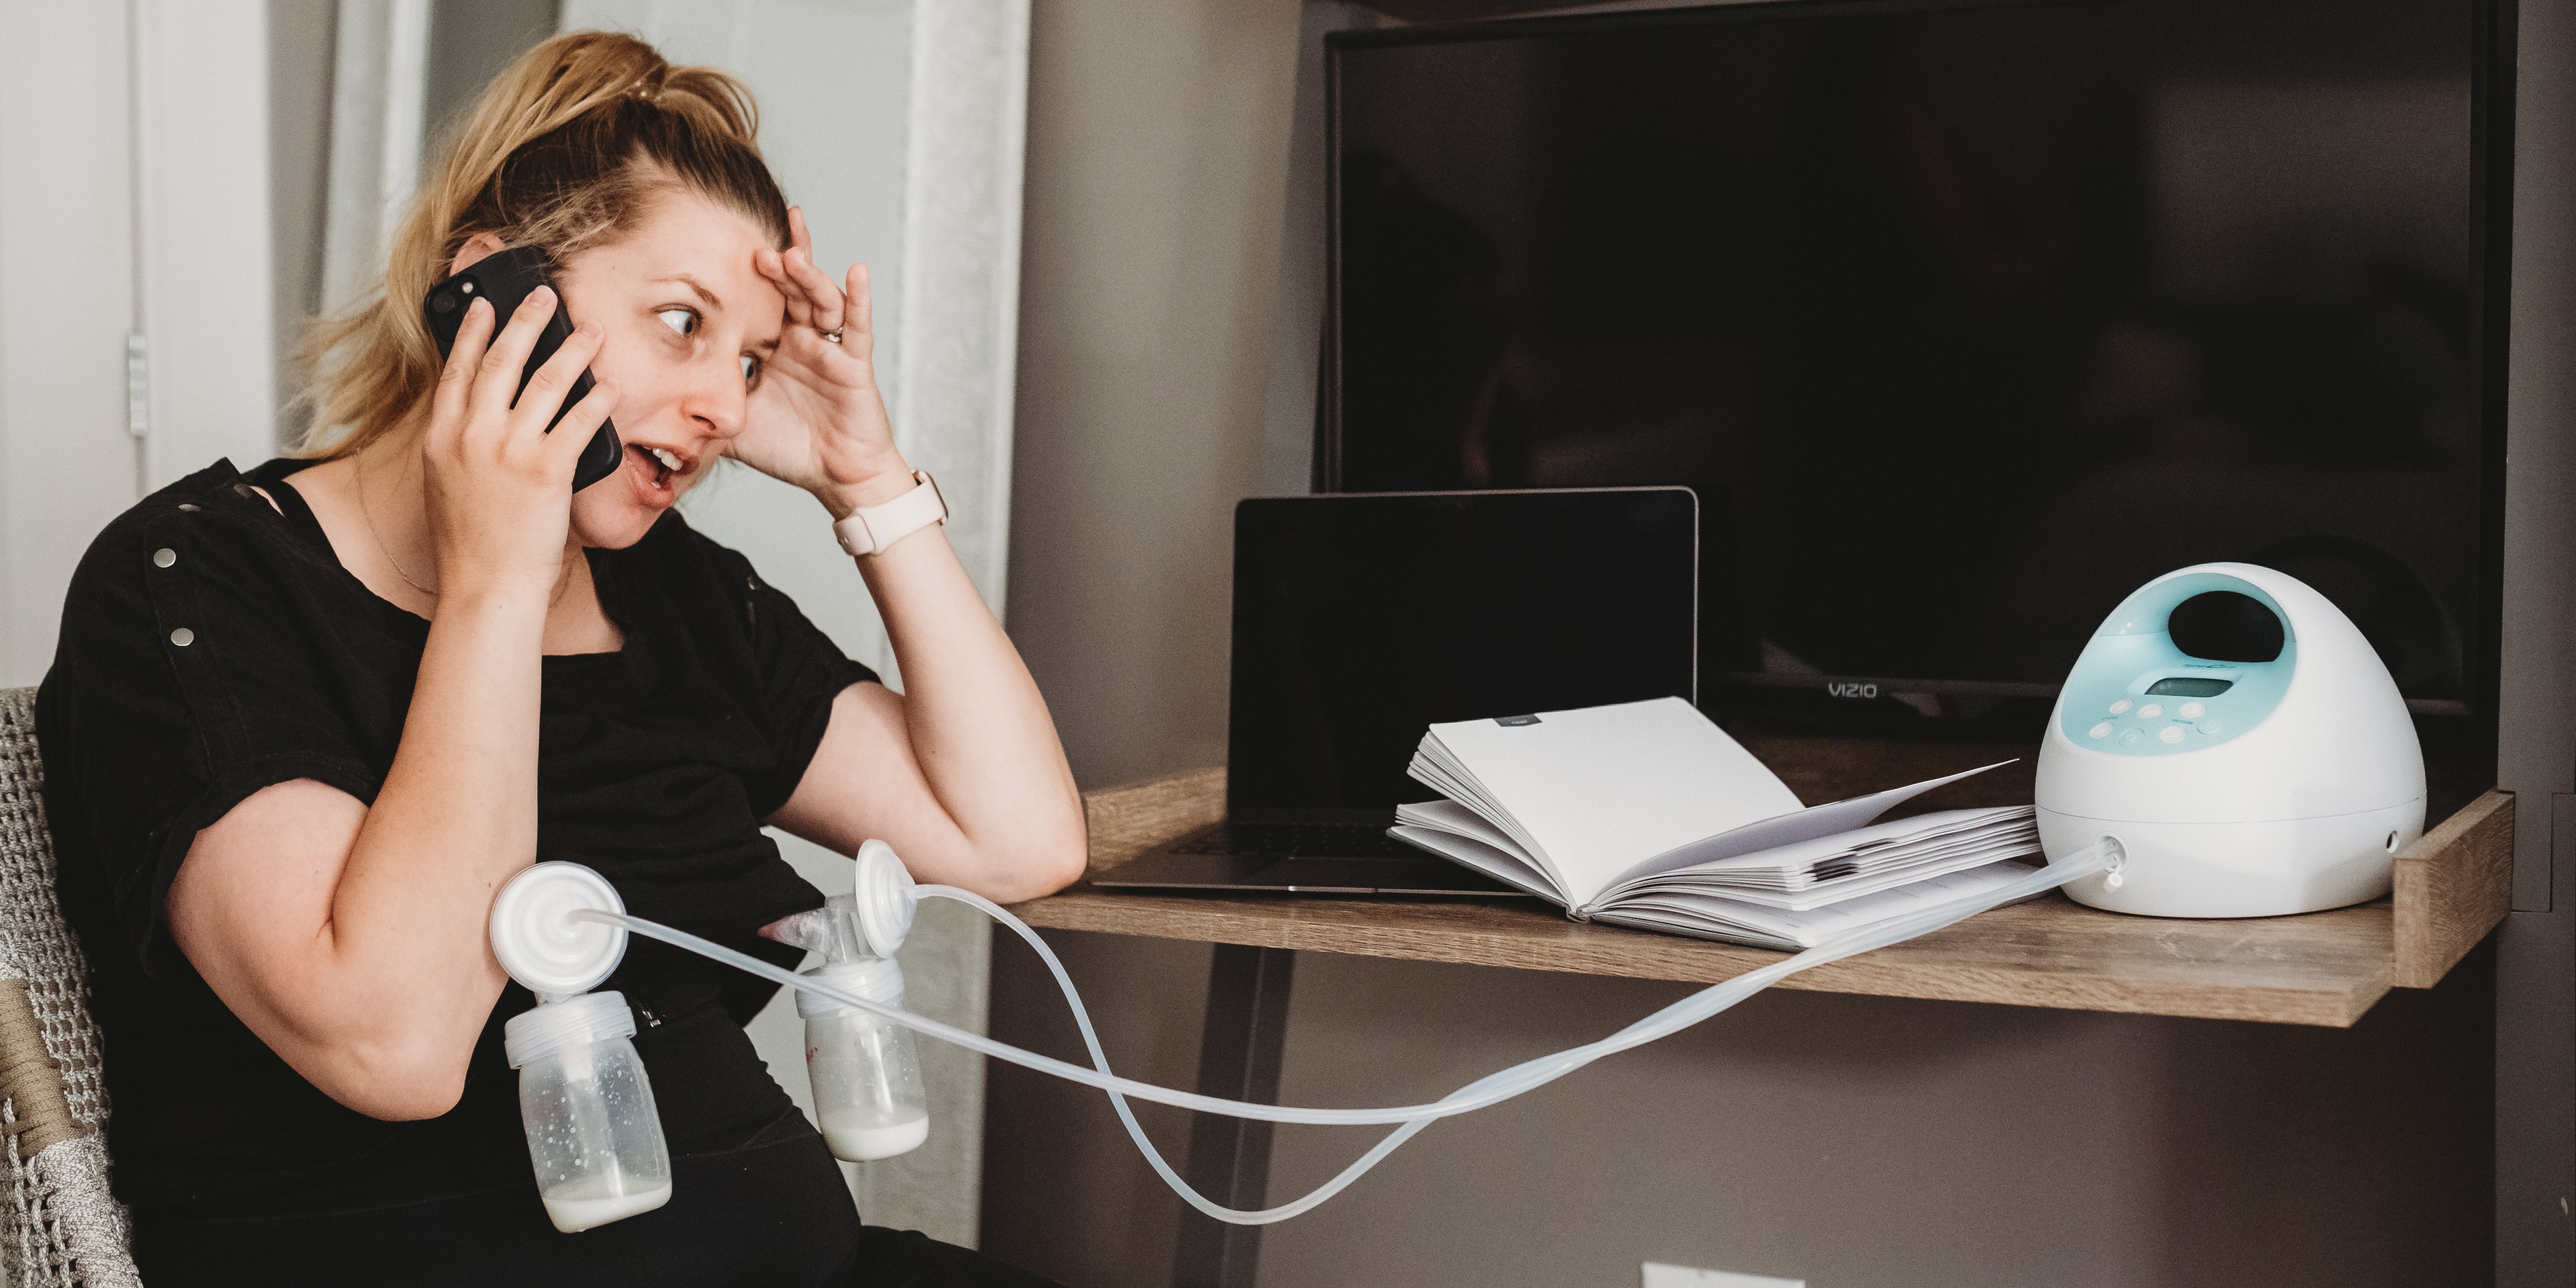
1385, 825, 1569, 905
1594, 860, 2037, 949
1605, 808, 2042, 910
1395, 800, 1534, 866
1589, 762, 2014, 904
1424, 697, 1801, 908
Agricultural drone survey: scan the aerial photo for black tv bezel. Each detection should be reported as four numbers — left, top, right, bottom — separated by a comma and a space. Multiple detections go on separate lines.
1316, 0, 2515, 737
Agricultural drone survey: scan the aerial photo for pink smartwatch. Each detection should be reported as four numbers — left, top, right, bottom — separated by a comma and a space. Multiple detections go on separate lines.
831, 470, 948, 558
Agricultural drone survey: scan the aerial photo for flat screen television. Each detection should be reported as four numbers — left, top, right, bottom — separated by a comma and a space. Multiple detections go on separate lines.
1323, 0, 2507, 745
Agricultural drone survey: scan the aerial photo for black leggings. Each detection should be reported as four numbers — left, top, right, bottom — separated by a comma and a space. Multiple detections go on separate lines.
132, 1113, 1059, 1288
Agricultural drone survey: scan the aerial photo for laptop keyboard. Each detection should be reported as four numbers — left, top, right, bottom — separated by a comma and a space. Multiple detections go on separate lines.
1165, 821, 1421, 860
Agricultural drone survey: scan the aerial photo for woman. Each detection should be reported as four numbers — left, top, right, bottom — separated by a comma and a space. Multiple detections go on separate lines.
35, 31, 1083, 1287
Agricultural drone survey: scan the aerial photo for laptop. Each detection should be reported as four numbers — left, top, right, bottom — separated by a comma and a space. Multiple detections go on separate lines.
1095, 487, 1698, 895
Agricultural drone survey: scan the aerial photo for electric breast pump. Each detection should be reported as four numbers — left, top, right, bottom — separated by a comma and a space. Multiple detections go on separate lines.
2035, 562, 2425, 918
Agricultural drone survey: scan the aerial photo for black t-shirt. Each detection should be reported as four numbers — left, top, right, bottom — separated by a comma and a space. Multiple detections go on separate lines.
36, 458, 876, 1219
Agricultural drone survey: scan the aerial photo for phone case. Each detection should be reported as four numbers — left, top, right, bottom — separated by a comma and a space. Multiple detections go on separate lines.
422, 246, 623, 491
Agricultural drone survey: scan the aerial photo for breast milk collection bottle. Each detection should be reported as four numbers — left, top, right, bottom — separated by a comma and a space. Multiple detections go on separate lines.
797, 956, 929, 1159
506, 991, 673, 1232
761, 842, 931, 1161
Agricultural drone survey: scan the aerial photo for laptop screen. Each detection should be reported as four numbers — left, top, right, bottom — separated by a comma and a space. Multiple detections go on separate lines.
1228, 488, 1697, 820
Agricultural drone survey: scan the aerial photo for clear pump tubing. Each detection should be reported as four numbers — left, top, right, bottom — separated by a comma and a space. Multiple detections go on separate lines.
575, 844, 2106, 1224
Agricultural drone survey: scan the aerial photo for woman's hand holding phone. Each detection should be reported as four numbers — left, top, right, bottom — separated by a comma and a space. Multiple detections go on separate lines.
420, 287, 621, 600
733, 207, 915, 516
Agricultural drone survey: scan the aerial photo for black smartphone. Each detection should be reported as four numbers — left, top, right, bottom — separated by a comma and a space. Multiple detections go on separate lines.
421, 246, 622, 491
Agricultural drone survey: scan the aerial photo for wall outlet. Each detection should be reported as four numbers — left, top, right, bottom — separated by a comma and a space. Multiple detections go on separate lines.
1642, 1262, 1805, 1288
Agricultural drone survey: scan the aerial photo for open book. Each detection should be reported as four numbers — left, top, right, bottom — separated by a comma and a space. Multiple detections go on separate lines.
1388, 697, 2041, 950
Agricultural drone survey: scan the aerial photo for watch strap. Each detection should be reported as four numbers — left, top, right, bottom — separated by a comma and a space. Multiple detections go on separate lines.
832, 470, 948, 558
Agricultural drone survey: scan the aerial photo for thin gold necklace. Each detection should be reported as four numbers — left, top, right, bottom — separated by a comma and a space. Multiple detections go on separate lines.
355, 446, 441, 597
354, 447, 579, 606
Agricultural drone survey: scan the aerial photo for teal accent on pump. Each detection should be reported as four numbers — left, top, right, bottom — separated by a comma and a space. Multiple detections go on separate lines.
2055, 571, 2297, 756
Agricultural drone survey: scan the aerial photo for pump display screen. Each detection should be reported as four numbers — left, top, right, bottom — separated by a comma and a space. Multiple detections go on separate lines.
1327, 0, 2494, 727
2145, 677, 2236, 698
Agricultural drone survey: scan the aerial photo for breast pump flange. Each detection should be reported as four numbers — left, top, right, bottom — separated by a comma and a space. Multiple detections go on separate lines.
2034, 562, 2426, 918
490, 861, 628, 1001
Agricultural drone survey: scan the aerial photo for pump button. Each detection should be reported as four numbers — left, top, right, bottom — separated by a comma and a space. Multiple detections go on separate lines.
2178, 702, 2205, 719
2159, 726, 2186, 744
2088, 722, 2112, 740
2137, 703, 2163, 719
2108, 700, 2132, 715
2196, 720, 2221, 736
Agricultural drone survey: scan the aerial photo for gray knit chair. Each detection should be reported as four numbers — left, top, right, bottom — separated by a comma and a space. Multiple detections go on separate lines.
0, 689, 137, 1286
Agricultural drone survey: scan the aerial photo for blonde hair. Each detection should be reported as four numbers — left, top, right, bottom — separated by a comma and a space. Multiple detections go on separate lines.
294, 30, 791, 458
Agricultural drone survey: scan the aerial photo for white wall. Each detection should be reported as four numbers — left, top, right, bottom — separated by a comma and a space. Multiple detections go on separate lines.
0, 4, 138, 687
0, 0, 276, 689
132, 4, 281, 494
1001, 0, 1313, 792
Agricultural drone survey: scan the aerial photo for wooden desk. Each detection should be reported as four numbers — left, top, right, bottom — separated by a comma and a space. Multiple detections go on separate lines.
1023, 744, 2510, 1029
1014, 742, 2509, 1288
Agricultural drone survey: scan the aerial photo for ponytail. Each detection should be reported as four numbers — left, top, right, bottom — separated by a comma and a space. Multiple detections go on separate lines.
293, 30, 792, 457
